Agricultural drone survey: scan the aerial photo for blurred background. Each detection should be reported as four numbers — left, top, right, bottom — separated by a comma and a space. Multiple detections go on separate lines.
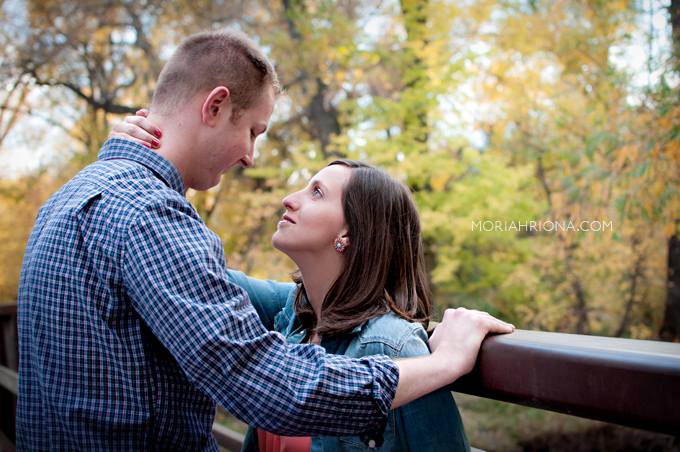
1, 0, 679, 450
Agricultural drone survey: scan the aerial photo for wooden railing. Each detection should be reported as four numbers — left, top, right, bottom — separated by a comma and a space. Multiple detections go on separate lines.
1, 300, 679, 451
450, 330, 680, 436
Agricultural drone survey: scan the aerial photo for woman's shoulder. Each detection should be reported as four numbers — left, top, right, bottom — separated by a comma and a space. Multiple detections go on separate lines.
226, 269, 298, 332
353, 313, 430, 359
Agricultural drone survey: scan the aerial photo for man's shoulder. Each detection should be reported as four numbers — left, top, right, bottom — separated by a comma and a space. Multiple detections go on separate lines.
40, 158, 196, 243
72, 158, 189, 213
82, 158, 178, 194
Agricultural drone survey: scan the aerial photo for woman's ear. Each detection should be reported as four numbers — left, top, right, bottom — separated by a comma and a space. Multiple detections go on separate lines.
340, 231, 350, 248
201, 86, 232, 127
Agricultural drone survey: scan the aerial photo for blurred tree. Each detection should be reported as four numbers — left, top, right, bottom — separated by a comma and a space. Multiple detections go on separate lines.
459, 0, 672, 336
0, 0, 674, 343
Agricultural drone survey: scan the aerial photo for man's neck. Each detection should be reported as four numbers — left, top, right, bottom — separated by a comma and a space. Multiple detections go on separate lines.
146, 112, 199, 192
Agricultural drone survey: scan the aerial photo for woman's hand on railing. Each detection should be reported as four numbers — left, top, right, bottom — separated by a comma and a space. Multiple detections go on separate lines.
109, 109, 162, 149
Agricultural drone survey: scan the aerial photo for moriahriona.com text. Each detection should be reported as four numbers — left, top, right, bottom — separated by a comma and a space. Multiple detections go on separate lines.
471, 220, 613, 232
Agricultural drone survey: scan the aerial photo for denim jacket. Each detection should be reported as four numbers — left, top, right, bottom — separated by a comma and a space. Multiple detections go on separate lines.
228, 270, 471, 452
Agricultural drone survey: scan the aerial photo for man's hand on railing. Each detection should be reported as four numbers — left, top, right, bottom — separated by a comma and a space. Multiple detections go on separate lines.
429, 308, 515, 377
391, 308, 513, 409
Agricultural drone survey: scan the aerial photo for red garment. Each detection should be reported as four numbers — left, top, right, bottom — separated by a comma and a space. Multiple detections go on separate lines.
257, 429, 311, 452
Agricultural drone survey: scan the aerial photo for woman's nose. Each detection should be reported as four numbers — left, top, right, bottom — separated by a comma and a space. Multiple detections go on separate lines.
282, 192, 298, 211
283, 188, 306, 211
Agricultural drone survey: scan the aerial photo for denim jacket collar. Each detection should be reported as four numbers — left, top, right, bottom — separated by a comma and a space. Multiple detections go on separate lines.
282, 308, 368, 355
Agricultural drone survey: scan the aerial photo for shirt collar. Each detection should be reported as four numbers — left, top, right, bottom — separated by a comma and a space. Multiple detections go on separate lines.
98, 138, 186, 196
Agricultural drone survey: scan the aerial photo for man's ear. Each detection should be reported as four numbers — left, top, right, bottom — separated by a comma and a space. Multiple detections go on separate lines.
201, 87, 232, 127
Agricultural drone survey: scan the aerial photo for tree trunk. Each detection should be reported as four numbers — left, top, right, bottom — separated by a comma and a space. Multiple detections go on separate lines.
615, 236, 642, 338
401, 0, 429, 143
671, 0, 680, 52
662, 1, 680, 339
281, 0, 341, 158
308, 78, 341, 158
660, 233, 680, 341
536, 156, 589, 334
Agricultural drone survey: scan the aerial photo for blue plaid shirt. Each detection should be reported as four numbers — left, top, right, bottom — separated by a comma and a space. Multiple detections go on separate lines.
16, 138, 399, 451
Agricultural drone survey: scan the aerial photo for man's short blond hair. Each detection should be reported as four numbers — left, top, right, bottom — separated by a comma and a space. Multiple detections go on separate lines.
151, 29, 282, 119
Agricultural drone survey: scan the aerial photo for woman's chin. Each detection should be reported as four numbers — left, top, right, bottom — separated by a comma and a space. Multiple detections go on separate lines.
271, 233, 286, 253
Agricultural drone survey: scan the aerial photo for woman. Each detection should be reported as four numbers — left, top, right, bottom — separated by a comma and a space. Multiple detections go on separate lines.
112, 117, 473, 451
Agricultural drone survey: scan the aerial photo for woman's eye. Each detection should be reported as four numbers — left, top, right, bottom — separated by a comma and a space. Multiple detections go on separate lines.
313, 187, 323, 197
251, 130, 256, 138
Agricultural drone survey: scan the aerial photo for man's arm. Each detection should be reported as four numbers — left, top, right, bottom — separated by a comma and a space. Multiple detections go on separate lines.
123, 199, 398, 441
226, 269, 294, 331
224, 269, 515, 410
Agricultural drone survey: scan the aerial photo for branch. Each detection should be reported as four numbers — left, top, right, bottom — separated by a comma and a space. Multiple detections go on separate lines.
536, 156, 553, 210
0, 80, 29, 148
29, 71, 139, 114
24, 109, 73, 136
281, 72, 309, 91
123, 5, 162, 76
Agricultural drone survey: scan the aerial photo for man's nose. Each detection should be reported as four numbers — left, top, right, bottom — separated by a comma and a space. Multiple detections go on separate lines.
240, 156, 254, 168
241, 146, 255, 169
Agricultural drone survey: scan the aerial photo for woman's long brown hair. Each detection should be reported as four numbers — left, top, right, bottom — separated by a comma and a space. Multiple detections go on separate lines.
292, 159, 432, 338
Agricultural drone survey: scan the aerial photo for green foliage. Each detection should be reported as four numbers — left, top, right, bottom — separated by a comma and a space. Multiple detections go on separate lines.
0, 0, 672, 343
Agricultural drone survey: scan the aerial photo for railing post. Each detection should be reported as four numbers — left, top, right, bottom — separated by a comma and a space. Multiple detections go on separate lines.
0, 302, 18, 445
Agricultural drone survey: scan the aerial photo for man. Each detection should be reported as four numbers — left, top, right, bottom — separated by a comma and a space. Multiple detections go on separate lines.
17, 29, 513, 450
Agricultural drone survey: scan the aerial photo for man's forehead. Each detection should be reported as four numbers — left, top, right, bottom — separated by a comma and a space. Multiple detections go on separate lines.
249, 88, 276, 120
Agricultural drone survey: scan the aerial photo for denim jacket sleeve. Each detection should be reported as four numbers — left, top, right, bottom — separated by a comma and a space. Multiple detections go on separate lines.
393, 327, 471, 452
226, 269, 296, 331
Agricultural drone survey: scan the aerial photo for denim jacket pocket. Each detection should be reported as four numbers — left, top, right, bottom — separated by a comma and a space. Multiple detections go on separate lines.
335, 411, 396, 450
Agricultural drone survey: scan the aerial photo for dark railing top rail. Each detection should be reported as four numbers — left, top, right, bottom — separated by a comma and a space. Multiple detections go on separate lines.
451, 329, 680, 436
0, 302, 17, 317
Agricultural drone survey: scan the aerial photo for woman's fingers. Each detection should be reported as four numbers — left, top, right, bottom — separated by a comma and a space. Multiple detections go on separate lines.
108, 131, 153, 148
466, 309, 513, 328
123, 115, 161, 140
436, 307, 514, 339
108, 114, 162, 148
